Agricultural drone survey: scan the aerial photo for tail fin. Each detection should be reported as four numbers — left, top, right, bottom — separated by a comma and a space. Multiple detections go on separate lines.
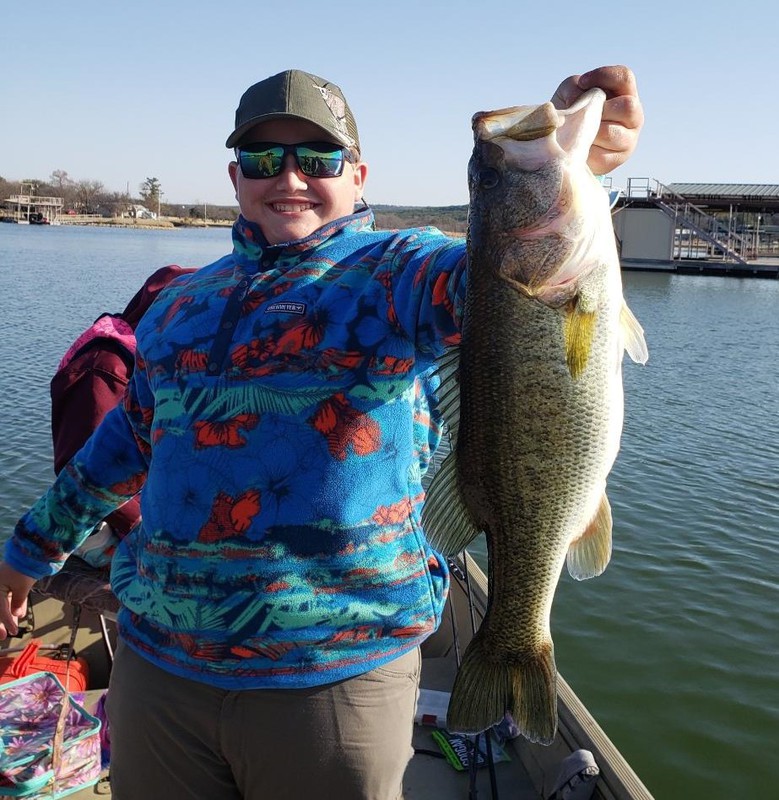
446, 632, 558, 745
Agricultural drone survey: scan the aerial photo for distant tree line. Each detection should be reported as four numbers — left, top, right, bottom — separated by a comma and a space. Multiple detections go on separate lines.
372, 204, 468, 234
0, 172, 239, 221
1, 172, 472, 230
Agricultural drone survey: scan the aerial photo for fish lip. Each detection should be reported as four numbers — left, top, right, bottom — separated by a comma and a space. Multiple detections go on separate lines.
557, 87, 607, 119
554, 88, 607, 160
472, 102, 561, 142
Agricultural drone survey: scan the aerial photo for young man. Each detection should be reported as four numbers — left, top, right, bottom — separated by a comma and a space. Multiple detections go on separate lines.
0, 67, 643, 799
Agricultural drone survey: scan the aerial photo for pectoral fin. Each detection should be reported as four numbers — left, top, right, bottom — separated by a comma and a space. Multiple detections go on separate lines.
564, 300, 597, 379
566, 493, 613, 580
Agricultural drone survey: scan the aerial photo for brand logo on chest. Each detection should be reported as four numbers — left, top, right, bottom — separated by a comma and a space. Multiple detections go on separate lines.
265, 301, 306, 315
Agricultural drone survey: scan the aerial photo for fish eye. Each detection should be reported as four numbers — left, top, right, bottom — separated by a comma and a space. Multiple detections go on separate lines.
479, 168, 500, 189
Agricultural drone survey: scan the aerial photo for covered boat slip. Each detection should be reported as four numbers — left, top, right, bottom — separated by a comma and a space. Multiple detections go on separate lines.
0, 555, 653, 800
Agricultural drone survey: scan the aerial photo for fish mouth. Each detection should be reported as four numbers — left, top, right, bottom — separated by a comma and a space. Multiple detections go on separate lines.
473, 102, 561, 143
472, 88, 607, 168
468, 89, 613, 305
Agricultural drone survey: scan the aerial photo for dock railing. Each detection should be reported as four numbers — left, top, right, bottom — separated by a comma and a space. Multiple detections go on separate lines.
624, 179, 751, 264
6, 193, 64, 224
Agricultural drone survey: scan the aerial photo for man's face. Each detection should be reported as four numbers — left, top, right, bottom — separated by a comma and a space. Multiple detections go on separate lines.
228, 118, 367, 245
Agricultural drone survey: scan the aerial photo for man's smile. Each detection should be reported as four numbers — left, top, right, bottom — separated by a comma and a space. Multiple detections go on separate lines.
270, 202, 317, 213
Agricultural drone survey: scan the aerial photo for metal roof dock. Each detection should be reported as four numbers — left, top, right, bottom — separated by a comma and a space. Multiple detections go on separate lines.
612, 179, 779, 278
666, 183, 779, 210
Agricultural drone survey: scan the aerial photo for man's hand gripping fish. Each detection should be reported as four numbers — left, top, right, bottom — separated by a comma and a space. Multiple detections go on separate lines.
422, 88, 648, 744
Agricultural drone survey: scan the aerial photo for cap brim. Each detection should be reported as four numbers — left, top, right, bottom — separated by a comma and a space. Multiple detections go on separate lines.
226, 112, 353, 149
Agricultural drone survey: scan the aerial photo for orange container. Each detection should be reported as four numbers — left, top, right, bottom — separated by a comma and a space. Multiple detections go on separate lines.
0, 639, 89, 691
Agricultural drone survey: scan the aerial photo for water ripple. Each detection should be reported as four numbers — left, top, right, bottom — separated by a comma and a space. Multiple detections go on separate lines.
1, 231, 777, 799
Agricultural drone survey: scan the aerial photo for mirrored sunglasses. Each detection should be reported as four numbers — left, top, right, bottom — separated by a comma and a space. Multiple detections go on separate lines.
236, 141, 355, 179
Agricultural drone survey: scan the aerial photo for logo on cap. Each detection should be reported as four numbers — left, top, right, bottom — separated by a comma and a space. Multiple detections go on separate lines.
314, 83, 355, 148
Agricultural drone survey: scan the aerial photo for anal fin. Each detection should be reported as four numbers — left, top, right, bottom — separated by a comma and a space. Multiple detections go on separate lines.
620, 301, 649, 364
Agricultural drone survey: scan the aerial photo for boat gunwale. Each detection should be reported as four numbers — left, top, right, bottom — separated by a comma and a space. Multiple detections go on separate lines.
447, 552, 655, 800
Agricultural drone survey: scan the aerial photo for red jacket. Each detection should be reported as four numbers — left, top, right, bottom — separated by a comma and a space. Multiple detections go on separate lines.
50, 264, 196, 536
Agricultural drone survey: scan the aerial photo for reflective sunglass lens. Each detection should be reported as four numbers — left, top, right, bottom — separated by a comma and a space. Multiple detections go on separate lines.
240, 147, 284, 178
238, 143, 351, 179
296, 146, 345, 178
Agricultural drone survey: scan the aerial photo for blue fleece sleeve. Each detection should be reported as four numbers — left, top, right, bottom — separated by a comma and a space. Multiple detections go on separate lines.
388, 230, 468, 357
5, 373, 152, 578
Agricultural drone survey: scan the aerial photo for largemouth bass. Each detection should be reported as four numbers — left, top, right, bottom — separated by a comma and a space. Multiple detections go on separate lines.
422, 88, 648, 744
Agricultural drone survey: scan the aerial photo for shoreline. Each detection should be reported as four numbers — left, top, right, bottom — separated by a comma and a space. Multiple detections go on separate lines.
5, 218, 777, 278
71, 217, 233, 230
1, 216, 233, 230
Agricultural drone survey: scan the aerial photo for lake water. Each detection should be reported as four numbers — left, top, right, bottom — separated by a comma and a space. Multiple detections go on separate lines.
1, 223, 777, 799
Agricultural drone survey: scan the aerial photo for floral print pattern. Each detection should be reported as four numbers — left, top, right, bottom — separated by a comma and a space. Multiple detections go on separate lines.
0, 673, 101, 797
9, 211, 468, 691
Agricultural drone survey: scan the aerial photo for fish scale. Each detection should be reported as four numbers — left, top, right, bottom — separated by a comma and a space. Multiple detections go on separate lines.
422, 88, 648, 744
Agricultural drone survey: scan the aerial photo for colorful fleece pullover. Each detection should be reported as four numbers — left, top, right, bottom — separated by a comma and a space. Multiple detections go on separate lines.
8, 209, 468, 689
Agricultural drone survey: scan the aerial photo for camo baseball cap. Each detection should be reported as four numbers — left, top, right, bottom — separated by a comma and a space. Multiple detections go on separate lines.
226, 69, 360, 155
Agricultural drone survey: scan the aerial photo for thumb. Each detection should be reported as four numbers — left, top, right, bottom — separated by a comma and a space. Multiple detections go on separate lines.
10, 592, 28, 619
551, 74, 584, 110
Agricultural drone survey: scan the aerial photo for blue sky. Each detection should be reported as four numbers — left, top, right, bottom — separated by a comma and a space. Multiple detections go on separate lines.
2, 0, 775, 207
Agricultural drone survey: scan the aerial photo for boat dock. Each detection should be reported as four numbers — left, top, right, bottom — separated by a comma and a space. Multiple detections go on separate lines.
2, 183, 63, 224
612, 179, 779, 279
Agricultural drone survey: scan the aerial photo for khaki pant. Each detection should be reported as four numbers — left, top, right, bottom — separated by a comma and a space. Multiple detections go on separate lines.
106, 640, 420, 800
